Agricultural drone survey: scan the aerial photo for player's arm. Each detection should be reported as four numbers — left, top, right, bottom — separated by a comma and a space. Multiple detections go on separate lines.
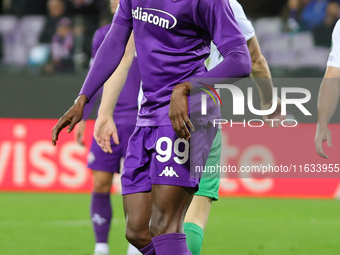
315, 20, 340, 158
76, 90, 102, 146
247, 36, 283, 127
52, 1, 133, 146
229, 0, 282, 126
75, 28, 109, 147
315, 67, 340, 158
169, 42, 251, 140
248, 36, 272, 97
169, 0, 251, 140
94, 34, 135, 153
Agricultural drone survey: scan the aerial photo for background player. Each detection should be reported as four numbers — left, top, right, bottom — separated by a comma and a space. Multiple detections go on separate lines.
75, 1, 141, 254
315, 19, 340, 159
183, 1, 283, 254
52, 0, 252, 254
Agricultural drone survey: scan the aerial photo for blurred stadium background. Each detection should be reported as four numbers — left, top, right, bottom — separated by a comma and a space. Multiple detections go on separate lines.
1, 0, 340, 254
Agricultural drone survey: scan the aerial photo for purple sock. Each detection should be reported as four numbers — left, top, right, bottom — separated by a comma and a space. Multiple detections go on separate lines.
152, 233, 192, 255
139, 242, 155, 255
90, 192, 112, 243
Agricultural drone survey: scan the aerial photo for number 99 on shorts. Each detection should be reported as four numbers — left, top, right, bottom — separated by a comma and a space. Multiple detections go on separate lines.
155, 137, 189, 165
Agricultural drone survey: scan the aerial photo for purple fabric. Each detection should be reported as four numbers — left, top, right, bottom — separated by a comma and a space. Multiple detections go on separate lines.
188, 43, 251, 126
139, 242, 155, 255
91, 24, 111, 59
152, 233, 192, 255
114, 0, 249, 127
82, 88, 102, 121
121, 124, 217, 195
90, 192, 112, 243
78, 0, 250, 126
82, 23, 140, 124
87, 124, 136, 172
121, 126, 196, 195
194, 43, 251, 80
79, 21, 132, 102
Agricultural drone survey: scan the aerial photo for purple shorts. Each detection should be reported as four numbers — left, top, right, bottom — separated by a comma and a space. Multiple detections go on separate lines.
87, 124, 136, 173
121, 125, 217, 195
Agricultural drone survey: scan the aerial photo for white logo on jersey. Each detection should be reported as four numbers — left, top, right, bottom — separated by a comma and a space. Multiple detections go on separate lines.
132, 7, 177, 29
92, 213, 107, 226
159, 166, 179, 177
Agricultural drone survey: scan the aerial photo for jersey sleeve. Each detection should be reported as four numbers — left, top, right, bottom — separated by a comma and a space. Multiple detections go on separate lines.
196, 0, 246, 55
114, 0, 133, 28
229, 0, 255, 41
327, 20, 340, 68
91, 29, 104, 59
82, 88, 102, 120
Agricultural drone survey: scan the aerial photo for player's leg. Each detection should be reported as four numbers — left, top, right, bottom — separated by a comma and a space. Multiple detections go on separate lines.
91, 170, 114, 255
88, 128, 125, 255
149, 185, 195, 255
184, 196, 212, 255
146, 125, 217, 255
184, 130, 222, 255
121, 126, 155, 254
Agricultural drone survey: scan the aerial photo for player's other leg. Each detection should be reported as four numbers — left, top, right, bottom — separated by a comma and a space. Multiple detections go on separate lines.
149, 125, 217, 255
184, 130, 222, 255
91, 170, 114, 255
121, 126, 154, 254
88, 123, 133, 255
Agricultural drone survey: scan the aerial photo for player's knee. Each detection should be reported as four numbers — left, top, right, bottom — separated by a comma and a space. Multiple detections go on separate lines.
93, 179, 112, 193
149, 214, 180, 236
125, 227, 150, 249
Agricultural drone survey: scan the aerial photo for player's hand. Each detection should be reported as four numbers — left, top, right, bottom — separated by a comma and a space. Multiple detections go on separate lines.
75, 120, 86, 147
169, 81, 195, 140
315, 123, 332, 159
52, 95, 87, 146
261, 97, 285, 128
94, 114, 119, 153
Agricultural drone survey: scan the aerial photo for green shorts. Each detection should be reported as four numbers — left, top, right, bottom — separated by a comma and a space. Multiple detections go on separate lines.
195, 129, 221, 201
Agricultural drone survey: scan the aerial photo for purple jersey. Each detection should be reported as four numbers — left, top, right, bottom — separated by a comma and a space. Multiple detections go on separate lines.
83, 24, 141, 125
114, 0, 247, 126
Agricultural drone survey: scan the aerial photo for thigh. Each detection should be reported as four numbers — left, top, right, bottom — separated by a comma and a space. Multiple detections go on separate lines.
150, 184, 195, 236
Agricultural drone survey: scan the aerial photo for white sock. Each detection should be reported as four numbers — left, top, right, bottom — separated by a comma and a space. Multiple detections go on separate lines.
126, 243, 142, 255
95, 243, 109, 254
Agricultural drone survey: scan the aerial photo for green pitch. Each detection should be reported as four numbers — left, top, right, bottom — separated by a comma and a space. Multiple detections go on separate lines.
1, 193, 340, 255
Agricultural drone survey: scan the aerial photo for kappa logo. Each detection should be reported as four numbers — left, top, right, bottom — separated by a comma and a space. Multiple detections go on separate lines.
159, 166, 179, 177
132, 7, 177, 29
92, 213, 107, 226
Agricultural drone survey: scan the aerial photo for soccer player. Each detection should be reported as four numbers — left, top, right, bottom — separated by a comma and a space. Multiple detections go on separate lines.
183, 1, 282, 254
52, 0, 252, 254
315, 19, 340, 159
74, 1, 141, 255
